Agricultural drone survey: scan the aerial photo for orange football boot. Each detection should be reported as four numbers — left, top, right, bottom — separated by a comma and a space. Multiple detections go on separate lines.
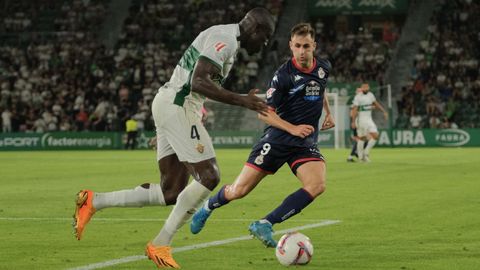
72, 190, 96, 240
145, 242, 180, 268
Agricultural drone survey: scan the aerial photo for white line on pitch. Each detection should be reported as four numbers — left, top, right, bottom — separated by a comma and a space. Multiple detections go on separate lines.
0, 217, 333, 222
66, 220, 340, 270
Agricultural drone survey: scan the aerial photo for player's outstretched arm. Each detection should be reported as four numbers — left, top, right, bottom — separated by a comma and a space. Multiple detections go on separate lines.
351, 106, 358, 129
373, 101, 389, 120
321, 94, 335, 130
258, 109, 314, 138
191, 58, 268, 114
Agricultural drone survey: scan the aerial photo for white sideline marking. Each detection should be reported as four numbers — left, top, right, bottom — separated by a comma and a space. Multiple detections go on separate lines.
66, 220, 340, 270
0, 217, 332, 222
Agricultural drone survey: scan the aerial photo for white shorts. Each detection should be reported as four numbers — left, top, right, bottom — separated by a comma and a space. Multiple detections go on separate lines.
357, 118, 378, 137
151, 94, 215, 163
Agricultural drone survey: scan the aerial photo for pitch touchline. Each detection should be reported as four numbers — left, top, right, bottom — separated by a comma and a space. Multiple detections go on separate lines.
0, 217, 334, 222
66, 220, 340, 270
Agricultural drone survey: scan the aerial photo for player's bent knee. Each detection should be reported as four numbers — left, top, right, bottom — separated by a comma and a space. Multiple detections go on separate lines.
160, 180, 185, 205
197, 169, 220, 191
163, 190, 180, 205
305, 183, 326, 198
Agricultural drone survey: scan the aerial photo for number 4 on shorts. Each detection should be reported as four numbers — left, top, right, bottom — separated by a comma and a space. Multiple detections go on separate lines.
191, 125, 200, 140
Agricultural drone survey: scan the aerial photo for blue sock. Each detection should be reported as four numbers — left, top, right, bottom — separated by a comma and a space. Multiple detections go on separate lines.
207, 185, 230, 210
265, 188, 314, 225
350, 141, 358, 156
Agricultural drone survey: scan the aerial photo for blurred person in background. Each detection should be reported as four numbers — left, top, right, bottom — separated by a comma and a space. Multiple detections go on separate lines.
351, 83, 388, 162
125, 116, 138, 150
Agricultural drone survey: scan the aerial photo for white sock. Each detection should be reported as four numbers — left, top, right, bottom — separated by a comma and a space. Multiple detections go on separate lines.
357, 140, 365, 159
203, 200, 212, 211
152, 180, 211, 246
93, 183, 165, 210
259, 219, 272, 225
364, 139, 377, 156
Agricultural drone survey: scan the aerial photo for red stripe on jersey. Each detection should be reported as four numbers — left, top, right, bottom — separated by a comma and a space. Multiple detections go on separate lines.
216, 44, 226, 52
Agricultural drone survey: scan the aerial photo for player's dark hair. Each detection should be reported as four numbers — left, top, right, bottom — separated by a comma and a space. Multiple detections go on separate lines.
290, 23, 315, 40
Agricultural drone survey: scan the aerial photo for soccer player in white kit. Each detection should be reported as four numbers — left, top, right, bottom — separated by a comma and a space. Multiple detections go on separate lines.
351, 83, 388, 162
73, 8, 275, 268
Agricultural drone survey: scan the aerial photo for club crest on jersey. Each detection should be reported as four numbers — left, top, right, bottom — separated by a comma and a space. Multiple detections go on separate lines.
266, 88, 276, 99
196, 143, 205, 153
318, 67, 326, 79
254, 155, 264, 165
215, 42, 226, 52
304, 80, 321, 101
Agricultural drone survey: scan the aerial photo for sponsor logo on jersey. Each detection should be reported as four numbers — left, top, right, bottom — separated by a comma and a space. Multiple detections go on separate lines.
294, 74, 303, 82
318, 67, 326, 78
304, 80, 322, 101
215, 42, 226, 52
266, 88, 276, 99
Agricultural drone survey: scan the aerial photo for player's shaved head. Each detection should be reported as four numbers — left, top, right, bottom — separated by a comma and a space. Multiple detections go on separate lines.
238, 8, 276, 54
243, 7, 275, 32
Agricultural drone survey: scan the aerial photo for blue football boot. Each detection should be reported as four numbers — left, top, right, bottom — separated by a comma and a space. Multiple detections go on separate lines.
190, 207, 212, 234
248, 220, 277, 247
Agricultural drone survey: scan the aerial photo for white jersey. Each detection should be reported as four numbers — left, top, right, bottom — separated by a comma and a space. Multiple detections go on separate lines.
156, 24, 240, 118
353, 92, 376, 121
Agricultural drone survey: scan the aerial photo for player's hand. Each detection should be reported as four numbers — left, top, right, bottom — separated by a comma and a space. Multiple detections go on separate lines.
242, 89, 268, 115
290, 124, 315, 138
383, 112, 389, 120
149, 136, 157, 150
321, 114, 335, 130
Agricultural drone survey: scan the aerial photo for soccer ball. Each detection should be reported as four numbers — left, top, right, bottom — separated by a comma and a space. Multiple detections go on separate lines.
275, 232, 314, 266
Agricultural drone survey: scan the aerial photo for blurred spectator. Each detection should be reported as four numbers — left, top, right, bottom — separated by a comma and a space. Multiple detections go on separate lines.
1, 107, 13, 132
396, 0, 479, 128
0, 0, 284, 133
75, 106, 89, 131
410, 114, 423, 129
125, 116, 138, 150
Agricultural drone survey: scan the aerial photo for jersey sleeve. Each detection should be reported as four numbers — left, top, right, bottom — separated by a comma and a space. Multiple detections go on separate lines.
199, 32, 236, 70
266, 70, 288, 109
352, 94, 360, 107
324, 59, 333, 73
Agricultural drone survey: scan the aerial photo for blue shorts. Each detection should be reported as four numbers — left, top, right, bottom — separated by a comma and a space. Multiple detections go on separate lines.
246, 141, 325, 175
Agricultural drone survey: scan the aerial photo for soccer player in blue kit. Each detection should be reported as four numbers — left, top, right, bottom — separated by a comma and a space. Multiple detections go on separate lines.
191, 23, 335, 247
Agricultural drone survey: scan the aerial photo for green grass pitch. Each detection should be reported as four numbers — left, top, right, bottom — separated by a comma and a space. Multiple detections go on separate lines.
0, 148, 479, 270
